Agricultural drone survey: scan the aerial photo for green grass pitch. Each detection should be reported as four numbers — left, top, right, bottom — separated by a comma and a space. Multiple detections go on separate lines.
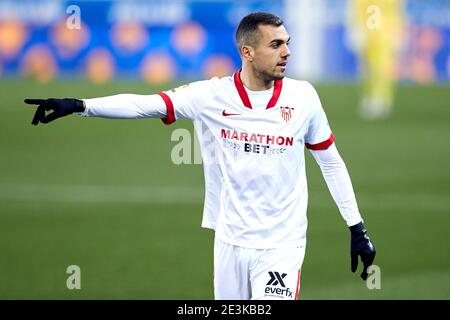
0, 79, 449, 299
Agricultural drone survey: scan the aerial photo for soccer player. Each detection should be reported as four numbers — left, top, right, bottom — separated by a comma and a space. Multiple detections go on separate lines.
25, 12, 375, 300
347, 0, 405, 120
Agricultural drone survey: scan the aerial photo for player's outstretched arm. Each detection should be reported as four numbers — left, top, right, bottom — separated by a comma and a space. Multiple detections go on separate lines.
24, 94, 169, 125
25, 98, 85, 125
310, 143, 376, 280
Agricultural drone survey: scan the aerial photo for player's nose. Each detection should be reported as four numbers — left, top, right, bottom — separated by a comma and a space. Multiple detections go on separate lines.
281, 44, 290, 58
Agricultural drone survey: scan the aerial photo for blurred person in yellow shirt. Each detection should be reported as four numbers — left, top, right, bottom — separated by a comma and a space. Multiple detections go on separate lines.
347, 0, 406, 120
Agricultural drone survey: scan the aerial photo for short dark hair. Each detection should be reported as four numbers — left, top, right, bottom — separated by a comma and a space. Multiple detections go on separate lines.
235, 12, 283, 53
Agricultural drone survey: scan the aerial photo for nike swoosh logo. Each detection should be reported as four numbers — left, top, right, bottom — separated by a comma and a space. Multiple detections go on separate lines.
222, 110, 241, 117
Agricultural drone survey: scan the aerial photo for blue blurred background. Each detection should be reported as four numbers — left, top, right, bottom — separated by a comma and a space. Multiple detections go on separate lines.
1, 0, 449, 84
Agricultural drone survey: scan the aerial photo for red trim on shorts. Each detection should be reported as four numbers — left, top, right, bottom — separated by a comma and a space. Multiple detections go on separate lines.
305, 133, 335, 150
295, 269, 302, 300
158, 92, 176, 125
233, 69, 283, 110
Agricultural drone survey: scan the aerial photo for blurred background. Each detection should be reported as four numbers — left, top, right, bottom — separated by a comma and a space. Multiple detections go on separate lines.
2, 0, 450, 84
0, 0, 449, 299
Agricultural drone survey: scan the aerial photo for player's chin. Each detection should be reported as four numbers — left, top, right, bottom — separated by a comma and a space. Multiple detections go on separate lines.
272, 65, 287, 79
273, 70, 286, 80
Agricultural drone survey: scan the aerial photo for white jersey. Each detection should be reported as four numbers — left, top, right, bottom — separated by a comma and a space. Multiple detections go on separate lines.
158, 71, 334, 249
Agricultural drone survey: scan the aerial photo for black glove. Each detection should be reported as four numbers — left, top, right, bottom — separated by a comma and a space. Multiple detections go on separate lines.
350, 222, 376, 280
25, 98, 85, 125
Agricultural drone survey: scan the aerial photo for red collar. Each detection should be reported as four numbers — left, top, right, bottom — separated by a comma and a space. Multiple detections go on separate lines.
233, 69, 283, 110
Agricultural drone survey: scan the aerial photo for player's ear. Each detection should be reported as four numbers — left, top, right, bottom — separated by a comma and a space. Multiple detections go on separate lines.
241, 45, 254, 62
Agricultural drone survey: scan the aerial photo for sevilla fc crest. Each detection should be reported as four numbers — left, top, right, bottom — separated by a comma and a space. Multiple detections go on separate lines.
280, 106, 294, 122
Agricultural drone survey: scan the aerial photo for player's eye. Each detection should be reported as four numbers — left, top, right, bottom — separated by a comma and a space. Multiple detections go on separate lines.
271, 42, 281, 48
271, 40, 289, 49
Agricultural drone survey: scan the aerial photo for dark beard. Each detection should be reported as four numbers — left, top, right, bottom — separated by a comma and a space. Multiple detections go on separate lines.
259, 69, 285, 82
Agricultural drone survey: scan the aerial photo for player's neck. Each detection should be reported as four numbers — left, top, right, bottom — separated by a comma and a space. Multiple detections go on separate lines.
240, 67, 274, 91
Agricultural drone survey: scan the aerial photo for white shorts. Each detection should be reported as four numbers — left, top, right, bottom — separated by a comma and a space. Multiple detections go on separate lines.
213, 237, 306, 300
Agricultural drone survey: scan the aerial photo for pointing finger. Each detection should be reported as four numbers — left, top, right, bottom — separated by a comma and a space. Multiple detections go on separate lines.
25, 99, 46, 105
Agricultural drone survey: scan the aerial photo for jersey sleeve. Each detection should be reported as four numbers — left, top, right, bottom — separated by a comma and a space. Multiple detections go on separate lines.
310, 143, 363, 226
304, 83, 335, 150
158, 81, 204, 125
80, 94, 167, 119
